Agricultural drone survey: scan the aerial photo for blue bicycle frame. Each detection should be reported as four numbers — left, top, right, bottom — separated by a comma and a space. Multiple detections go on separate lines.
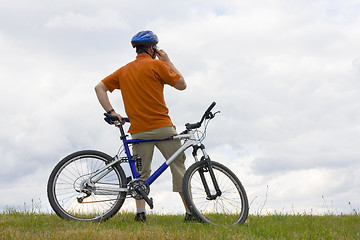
120, 129, 198, 187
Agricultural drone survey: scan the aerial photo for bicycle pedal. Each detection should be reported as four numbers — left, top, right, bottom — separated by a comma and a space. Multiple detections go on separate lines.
149, 197, 154, 209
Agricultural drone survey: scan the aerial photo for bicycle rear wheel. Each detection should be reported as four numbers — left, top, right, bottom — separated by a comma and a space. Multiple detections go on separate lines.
183, 160, 249, 225
47, 150, 127, 221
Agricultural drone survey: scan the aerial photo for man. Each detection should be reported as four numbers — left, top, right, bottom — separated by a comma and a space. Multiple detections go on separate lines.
95, 30, 193, 222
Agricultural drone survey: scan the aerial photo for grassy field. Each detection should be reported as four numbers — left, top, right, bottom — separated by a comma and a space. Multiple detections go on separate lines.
1, 211, 359, 239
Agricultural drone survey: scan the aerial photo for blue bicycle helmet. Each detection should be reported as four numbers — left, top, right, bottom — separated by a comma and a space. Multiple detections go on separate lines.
131, 30, 159, 48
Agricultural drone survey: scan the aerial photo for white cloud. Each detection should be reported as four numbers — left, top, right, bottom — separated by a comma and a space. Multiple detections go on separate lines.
45, 9, 129, 30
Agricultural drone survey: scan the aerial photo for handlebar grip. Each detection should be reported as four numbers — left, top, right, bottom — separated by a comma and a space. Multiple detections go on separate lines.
199, 102, 216, 124
205, 102, 216, 114
122, 117, 130, 123
185, 122, 201, 130
104, 113, 130, 125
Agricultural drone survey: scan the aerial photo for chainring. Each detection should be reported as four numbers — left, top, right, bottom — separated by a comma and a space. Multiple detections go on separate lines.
128, 180, 150, 200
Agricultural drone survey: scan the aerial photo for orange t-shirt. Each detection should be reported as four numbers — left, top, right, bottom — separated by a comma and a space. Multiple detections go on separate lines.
102, 54, 181, 133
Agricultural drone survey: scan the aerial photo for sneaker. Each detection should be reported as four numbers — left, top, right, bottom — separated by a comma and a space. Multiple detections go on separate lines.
134, 212, 146, 222
184, 212, 197, 222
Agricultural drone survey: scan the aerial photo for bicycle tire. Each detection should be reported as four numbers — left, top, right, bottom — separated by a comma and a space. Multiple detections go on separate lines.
183, 160, 249, 225
47, 150, 127, 221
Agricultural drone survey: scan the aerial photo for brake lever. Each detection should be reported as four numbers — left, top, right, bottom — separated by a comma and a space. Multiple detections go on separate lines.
207, 111, 221, 120
213, 111, 221, 116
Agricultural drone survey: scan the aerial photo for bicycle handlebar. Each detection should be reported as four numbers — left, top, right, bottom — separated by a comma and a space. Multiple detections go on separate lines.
201, 101, 216, 123
185, 102, 217, 130
104, 113, 129, 125
103, 102, 218, 130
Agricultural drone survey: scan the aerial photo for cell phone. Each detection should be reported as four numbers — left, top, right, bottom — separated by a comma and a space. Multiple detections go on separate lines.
152, 45, 158, 53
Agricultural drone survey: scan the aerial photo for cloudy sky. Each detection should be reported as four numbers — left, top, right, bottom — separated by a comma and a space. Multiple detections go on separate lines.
1, 0, 360, 215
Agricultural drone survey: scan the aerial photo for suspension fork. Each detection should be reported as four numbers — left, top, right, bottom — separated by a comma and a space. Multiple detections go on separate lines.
192, 145, 222, 200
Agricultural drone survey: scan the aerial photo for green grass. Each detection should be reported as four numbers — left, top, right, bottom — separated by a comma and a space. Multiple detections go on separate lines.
1, 211, 359, 239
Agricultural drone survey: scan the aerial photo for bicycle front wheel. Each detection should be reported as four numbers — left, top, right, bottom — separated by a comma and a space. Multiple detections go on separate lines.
47, 150, 127, 221
183, 160, 249, 225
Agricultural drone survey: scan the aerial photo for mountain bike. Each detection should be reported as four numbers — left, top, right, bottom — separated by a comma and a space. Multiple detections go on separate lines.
47, 102, 249, 225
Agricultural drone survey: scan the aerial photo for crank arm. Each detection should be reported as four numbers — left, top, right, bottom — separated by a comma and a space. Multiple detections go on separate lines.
135, 186, 154, 209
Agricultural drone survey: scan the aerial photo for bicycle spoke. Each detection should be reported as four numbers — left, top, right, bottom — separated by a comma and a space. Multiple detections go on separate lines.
48, 151, 126, 221
183, 161, 249, 225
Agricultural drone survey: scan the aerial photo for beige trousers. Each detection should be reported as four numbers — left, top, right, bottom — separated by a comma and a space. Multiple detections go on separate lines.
131, 126, 186, 192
